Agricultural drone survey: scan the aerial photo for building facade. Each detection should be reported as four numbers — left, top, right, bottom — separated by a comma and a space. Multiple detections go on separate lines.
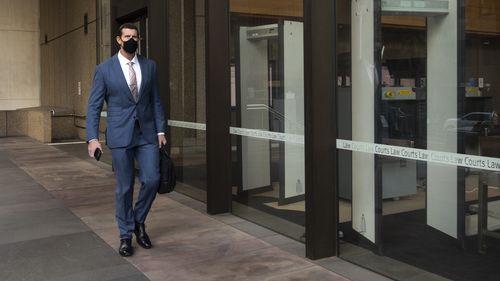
3, 0, 500, 280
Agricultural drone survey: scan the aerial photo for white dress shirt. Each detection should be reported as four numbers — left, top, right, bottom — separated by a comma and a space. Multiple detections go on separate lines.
117, 51, 142, 94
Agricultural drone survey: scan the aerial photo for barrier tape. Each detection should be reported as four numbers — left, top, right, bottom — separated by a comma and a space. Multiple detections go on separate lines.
168, 120, 304, 144
337, 139, 500, 172
168, 120, 206, 131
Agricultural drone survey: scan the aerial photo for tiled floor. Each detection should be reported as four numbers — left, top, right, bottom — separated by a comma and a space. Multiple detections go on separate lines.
0, 137, 391, 281
0, 141, 147, 281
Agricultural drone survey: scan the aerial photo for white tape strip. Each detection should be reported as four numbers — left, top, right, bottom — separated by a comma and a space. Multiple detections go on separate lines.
48, 141, 87, 146
168, 120, 206, 131
337, 139, 500, 172
167, 120, 305, 144
230, 127, 304, 144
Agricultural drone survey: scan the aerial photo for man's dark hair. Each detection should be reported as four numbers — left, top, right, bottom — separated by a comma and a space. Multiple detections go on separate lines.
118, 23, 139, 37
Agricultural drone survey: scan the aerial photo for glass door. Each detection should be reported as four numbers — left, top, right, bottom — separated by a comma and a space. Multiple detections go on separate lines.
333, 1, 500, 280
229, 1, 305, 240
340, 0, 461, 244
167, 0, 207, 201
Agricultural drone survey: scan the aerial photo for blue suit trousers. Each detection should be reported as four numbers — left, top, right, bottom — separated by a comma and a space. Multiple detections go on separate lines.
111, 124, 159, 239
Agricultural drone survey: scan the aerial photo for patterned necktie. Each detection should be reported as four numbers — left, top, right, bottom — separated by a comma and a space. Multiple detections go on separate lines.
128, 62, 138, 102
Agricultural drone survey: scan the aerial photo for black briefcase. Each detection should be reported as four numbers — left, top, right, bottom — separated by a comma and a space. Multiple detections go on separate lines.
158, 144, 176, 194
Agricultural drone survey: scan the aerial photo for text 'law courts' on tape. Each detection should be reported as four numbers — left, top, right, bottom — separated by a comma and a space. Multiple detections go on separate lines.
167, 121, 500, 172
337, 139, 500, 172
168, 120, 305, 144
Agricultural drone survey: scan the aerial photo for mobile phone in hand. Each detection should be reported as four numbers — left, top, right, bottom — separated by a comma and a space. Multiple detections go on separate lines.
94, 148, 102, 161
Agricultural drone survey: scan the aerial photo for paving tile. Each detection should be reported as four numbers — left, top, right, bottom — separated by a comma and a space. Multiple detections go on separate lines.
25, 166, 116, 191
9, 152, 116, 191
11, 155, 75, 168
51, 184, 116, 208
79, 211, 117, 230
258, 265, 350, 281
0, 232, 146, 281
0, 185, 54, 206
71, 194, 205, 239
171, 183, 207, 203
107, 274, 151, 281
0, 179, 45, 193
0, 207, 89, 245
211, 213, 246, 224
0, 198, 64, 215
340, 251, 426, 280
0, 177, 44, 189
145, 247, 314, 281
316, 257, 392, 281
70, 202, 116, 220
230, 220, 279, 238
0, 174, 45, 193
14, 155, 79, 167
150, 195, 185, 211
92, 226, 121, 248
0, 137, 394, 281
181, 198, 207, 212
165, 190, 200, 204
0, 157, 16, 168
261, 234, 298, 247
54, 143, 114, 166
404, 271, 451, 281
339, 241, 369, 257
130, 237, 272, 272
145, 205, 221, 229
90, 213, 244, 251
51, 264, 150, 281
0, 167, 35, 183
147, 222, 256, 249
275, 240, 306, 258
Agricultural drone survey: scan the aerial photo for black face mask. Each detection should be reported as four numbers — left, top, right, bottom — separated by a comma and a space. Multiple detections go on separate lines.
123, 39, 138, 54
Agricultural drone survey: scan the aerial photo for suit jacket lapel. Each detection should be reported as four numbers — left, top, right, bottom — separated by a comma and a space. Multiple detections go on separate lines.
137, 55, 148, 101
112, 54, 135, 103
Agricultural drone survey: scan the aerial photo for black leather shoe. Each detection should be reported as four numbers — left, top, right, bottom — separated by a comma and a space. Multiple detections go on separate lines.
119, 239, 133, 257
134, 223, 152, 249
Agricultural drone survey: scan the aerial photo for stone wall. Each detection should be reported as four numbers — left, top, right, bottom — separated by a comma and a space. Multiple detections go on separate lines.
0, 0, 41, 110
39, 0, 97, 115
0, 111, 6, 137
39, 0, 111, 141
4, 109, 51, 143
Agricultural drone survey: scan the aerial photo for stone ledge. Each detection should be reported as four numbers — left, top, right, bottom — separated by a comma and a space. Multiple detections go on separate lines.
0, 106, 78, 143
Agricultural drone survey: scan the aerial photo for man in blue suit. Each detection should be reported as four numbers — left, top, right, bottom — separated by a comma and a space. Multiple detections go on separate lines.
86, 23, 167, 257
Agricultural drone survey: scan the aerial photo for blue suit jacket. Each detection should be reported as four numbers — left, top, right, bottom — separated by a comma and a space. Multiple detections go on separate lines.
86, 54, 166, 149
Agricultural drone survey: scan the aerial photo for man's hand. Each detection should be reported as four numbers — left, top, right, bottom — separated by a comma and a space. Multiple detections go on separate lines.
88, 140, 103, 158
158, 134, 167, 148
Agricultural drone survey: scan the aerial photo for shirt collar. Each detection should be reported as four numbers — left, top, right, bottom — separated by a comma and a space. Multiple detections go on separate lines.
117, 51, 138, 66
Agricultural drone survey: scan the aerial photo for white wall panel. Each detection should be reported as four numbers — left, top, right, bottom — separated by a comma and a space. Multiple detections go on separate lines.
351, 0, 376, 243
426, 1, 458, 238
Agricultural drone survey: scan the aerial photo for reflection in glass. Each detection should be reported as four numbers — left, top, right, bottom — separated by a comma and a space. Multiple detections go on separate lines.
168, 0, 207, 201
337, 0, 500, 280
229, 2, 305, 240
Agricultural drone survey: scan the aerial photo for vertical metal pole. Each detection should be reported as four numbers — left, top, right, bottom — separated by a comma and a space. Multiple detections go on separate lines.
478, 173, 487, 254
304, 0, 338, 259
457, 0, 467, 248
373, 0, 383, 255
205, 0, 231, 214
